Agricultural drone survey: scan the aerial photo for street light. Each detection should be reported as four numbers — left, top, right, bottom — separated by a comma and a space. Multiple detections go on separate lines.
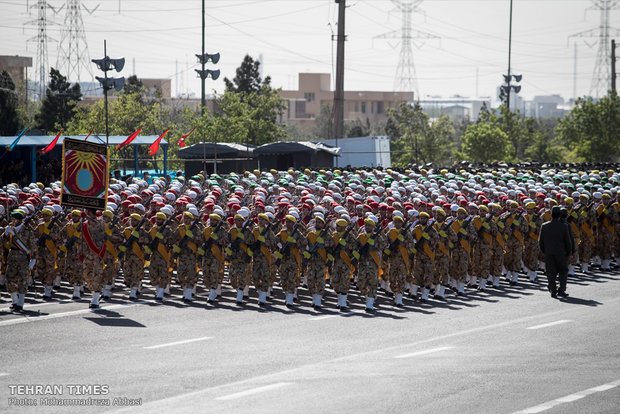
92, 40, 125, 146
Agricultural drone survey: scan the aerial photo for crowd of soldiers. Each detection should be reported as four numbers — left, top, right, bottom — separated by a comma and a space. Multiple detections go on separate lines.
1, 165, 618, 314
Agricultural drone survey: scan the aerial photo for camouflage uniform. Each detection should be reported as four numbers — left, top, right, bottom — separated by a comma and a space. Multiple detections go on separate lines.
469, 213, 496, 288
120, 223, 150, 291
595, 198, 617, 269
102, 218, 123, 297
174, 221, 203, 292
578, 202, 595, 272
2, 223, 36, 297
522, 210, 541, 279
384, 223, 414, 300
304, 225, 335, 303
81, 216, 106, 293
60, 220, 84, 289
146, 221, 174, 291
502, 210, 528, 283
490, 213, 506, 285
226, 223, 255, 291
275, 225, 306, 306
201, 220, 229, 300
412, 221, 439, 291
329, 226, 356, 309
354, 226, 386, 303
433, 218, 457, 289
35, 217, 61, 289
449, 216, 474, 294
251, 224, 277, 304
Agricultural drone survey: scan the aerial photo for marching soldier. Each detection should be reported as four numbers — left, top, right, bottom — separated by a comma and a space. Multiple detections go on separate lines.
102, 210, 123, 299
595, 193, 617, 271
251, 213, 277, 307
522, 201, 541, 282
578, 195, 595, 274
145, 211, 174, 301
449, 207, 472, 295
201, 213, 229, 304
412, 212, 439, 301
330, 218, 356, 311
35, 207, 61, 300
275, 214, 306, 309
433, 208, 456, 298
119, 213, 149, 300
384, 214, 414, 306
59, 210, 84, 299
226, 211, 255, 305
2, 210, 36, 311
173, 211, 202, 302
303, 213, 334, 310
503, 201, 528, 285
490, 203, 506, 288
469, 204, 496, 291
353, 216, 385, 313
81, 208, 106, 308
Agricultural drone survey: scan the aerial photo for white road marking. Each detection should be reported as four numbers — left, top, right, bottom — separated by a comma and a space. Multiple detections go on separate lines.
0, 373, 9, 377
0, 302, 147, 327
144, 336, 213, 350
513, 379, 620, 413
526, 320, 572, 330
0, 300, 73, 312
309, 311, 356, 320
214, 382, 292, 401
394, 346, 453, 359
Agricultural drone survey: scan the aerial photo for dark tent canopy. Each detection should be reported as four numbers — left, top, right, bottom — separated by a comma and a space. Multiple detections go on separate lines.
254, 141, 340, 170
177, 142, 256, 175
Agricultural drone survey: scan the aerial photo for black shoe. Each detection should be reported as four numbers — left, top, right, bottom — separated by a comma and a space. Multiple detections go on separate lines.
72, 296, 80, 301
258, 301, 266, 307
285, 304, 294, 309
551, 292, 557, 298
10, 304, 23, 312
89, 303, 99, 309
339, 306, 348, 312
313, 305, 322, 311
155, 296, 163, 301
102, 295, 111, 300
557, 291, 569, 298
236, 301, 243, 306
395, 303, 404, 308
293, 297, 299, 303
364, 307, 375, 314
129, 296, 138, 301
43, 295, 52, 301
207, 299, 214, 304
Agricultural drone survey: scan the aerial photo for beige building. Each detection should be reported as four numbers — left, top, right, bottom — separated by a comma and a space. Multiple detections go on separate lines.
0, 55, 32, 90
279, 73, 413, 130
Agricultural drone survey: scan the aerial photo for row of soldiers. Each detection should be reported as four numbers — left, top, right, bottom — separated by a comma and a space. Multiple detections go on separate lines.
1, 166, 619, 313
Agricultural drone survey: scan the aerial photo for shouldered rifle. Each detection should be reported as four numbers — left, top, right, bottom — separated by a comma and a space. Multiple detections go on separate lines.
414, 220, 436, 251
226, 213, 256, 261
58, 220, 83, 258
274, 216, 305, 267
118, 215, 148, 259
144, 214, 176, 260
201, 217, 225, 254
36, 214, 60, 248
302, 219, 332, 266
384, 216, 412, 256
174, 214, 203, 256
351, 222, 384, 266
328, 222, 355, 266
24, 204, 44, 227
250, 220, 273, 253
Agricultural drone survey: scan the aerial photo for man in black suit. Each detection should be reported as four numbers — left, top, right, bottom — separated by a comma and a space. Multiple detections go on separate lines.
539, 206, 573, 298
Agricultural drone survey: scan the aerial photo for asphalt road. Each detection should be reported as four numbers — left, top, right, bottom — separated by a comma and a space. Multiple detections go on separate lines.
1, 267, 619, 414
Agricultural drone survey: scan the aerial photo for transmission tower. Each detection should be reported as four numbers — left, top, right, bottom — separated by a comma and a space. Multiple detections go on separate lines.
570, 0, 620, 97
25, 0, 61, 100
57, 0, 99, 84
375, 0, 439, 96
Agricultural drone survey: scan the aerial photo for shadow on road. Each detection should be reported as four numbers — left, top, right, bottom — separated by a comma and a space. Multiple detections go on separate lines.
558, 296, 602, 307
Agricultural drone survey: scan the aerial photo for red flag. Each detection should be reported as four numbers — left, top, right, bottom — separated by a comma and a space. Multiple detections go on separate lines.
84, 129, 93, 141
116, 126, 142, 151
149, 128, 170, 156
38, 129, 63, 154
178, 125, 197, 148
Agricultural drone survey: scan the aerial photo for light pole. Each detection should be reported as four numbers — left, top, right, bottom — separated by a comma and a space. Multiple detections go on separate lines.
92, 40, 125, 146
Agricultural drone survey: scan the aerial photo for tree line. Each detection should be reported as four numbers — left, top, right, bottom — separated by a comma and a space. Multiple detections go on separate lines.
1, 54, 619, 169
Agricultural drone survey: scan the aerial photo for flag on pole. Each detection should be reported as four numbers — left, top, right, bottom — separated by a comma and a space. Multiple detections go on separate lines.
84, 129, 94, 141
178, 126, 197, 148
149, 128, 170, 156
116, 126, 142, 151
6, 127, 29, 151
38, 129, 64, 154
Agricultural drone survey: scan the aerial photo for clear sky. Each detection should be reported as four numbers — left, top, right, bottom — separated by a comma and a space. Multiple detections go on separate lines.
1, 0, 616, 102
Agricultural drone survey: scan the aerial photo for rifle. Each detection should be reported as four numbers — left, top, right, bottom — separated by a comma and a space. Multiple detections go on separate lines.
302, 219, 332, 266
328, 222, 355, 267
58, 220, 83, 259
200, 217, 225, 256
274, 215, 306, 267
144, 214, 176, 261
173, 214, 203, 259
225, 213, 256, 261
413, 220, 436, 252
36, 214, 60, 248
118, 215, 148, 259
384, 216, 413, 257
23, 204, 44, 227
250, 220, 273, 254
351, 222, 384, 267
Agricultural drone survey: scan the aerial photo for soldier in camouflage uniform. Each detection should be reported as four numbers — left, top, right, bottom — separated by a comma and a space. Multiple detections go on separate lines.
330, 218, 356, 311
226, 212, 255, 305
489, 203, 506, 287
1, 210, 36, 312
145, 211, 174, 301
522, 201, 542, 282
384, 214, 414, 306
577, 194, 595, 274
564, 198, 581, 277
173, 211, 202, 302
353, 217, 386, 313
201, 213, 229, 304
433, 208, 456, 299
275, 214, 306, 309
81, 208, 106, 308
251, 213, 277, 307
449, 208, 473, 295
303, 214, 334, 310
502, 201, 529, 285
469, 204, 496, 291
59, 210, 84, 299
102, 210, 123, 299
35, 207, 61, 300
119, 213, 150, 300
412, 212, 439, 302
595, 193, 617, 271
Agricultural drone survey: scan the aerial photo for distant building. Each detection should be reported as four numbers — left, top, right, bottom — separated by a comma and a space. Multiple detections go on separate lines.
418, 96, 491, 121
280, 73, 413, 133
0, 55, 32, 91
527, 95, 569, 118
321, 136, 391, 168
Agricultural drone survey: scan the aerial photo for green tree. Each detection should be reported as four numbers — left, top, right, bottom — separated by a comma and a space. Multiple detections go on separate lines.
0, 70, 21, 135
555, 92, 620, 162
312, 103, 333, 139
224, 54, 271, 94
35, 68, 82, 132
460, 122, 512, 163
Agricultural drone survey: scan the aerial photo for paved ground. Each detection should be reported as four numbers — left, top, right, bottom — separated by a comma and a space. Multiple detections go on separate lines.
1, 267, 619, 414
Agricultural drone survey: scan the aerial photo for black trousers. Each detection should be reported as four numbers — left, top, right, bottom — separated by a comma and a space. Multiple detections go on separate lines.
545, 253, 568, 294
